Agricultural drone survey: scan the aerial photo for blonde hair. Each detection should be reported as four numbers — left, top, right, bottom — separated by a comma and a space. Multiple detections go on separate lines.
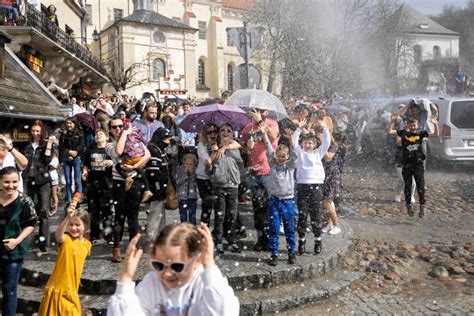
152, 223, 202, 257
68, 208, 90, 237
276, 144, 290, 155
182, 153, 197, 166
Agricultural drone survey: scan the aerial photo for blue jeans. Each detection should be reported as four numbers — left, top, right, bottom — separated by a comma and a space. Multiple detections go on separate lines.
179, 199, 197, 225
0, 6, 19, 20
62, 156, 82, 202
268, 195, 296, 256
0, 259, 23, 316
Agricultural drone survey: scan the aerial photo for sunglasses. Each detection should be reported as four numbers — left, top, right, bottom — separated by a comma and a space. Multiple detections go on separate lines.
111, 125, 123, 130
150, 256, 196, 273
207, 130, 217, 134
220, 128, 233, 133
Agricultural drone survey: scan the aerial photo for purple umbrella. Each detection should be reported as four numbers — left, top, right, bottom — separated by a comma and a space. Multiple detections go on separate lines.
178, 103, 252, 133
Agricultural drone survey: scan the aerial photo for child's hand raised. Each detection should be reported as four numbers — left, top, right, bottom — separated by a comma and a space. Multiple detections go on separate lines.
66, 205, 76, 218
119, 233, 143, 283
197, 223, 215, 270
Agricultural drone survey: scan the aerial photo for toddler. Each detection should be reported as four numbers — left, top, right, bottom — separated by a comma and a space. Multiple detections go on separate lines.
176, 153, 198, 225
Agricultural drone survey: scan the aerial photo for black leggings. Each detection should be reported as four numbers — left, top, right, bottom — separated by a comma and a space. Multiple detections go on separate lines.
112, 178, 142, 247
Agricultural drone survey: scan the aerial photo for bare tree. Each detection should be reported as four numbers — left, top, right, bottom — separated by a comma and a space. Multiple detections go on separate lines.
105, 62, 149, 92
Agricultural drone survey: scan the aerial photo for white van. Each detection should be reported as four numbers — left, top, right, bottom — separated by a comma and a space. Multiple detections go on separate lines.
429, 97, 474, 161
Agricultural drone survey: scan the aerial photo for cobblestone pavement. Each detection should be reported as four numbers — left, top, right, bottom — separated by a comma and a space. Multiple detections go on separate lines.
283, 158, 474, 315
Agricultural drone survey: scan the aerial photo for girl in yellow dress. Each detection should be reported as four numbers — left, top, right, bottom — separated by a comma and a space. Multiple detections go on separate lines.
37, 196, 92, 316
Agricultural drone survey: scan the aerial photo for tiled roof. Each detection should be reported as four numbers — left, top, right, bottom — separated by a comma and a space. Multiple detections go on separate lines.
222, 0, 258, 10
391, 3, 458, 36
121, 10, 195, 30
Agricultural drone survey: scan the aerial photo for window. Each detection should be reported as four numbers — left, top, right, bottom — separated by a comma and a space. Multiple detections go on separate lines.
198, 21, 207, 40
227, 64, 234, 91
198, 59, 205, 85
108, 33, 115, 51
153, 58, 166, 80
114, 8, 123, 22
153, 31, 165, 44
433, 46, 441, 59
85, 4, 92, 25
414, 45, 422, 64
227, 30, 233, 46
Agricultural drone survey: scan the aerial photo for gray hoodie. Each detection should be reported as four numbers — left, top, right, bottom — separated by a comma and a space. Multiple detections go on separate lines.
266, 141, 297, 199
206, 148, 244, 188
176, 165, 198, 200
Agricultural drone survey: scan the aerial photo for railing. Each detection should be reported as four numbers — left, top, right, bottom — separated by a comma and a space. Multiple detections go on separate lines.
24, 3, 105, 74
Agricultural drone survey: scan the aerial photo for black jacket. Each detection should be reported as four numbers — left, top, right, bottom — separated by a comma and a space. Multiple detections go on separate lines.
59, 129, 85, 161
145, 143, 169, 201
22, 143, 53, 186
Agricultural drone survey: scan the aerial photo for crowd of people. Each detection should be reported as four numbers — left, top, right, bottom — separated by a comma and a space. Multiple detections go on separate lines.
0, 90, 440, 315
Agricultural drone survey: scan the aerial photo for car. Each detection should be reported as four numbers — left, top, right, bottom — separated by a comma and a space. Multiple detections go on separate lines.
428, 97, 474, 161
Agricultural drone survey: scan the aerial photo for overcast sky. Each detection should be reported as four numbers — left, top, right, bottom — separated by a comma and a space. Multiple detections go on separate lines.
404, 0, 468, 16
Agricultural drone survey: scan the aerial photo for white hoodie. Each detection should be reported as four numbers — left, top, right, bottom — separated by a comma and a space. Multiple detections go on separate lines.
292, 127, 331, 184
107, 265, 239, 315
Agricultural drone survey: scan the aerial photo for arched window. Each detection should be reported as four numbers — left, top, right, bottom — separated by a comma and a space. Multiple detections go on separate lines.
152, 58, 165, 81
227, 64, 234, 91
198, 59, 205, 85
414, 45, 422, 64
433, 46, 441, 59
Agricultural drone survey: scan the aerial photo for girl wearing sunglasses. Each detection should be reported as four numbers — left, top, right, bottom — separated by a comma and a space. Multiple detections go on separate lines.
107, 222, 239, 315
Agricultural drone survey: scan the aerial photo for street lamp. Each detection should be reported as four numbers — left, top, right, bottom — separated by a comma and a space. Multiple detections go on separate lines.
92, 28, 100, 42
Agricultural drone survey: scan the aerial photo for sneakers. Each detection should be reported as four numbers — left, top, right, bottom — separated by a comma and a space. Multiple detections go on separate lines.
230, 243, 241, 253
322, 224, 332, 233
48, 209, 58, 216
141, 190, 154, 203
328, 226, 342, 235
91, 239, 100, 246
407, 204, 414, 217
104, 235, 114, 248
314, 240, 322, 254
268, 255, 278, 266
215, 243, 224, 255
125, 177, 134, 191
419, 205, 425, 219
411, 196, 416, 203
298, 239, 306, 255
394, 195, 401, 203
288, 253, 296, 264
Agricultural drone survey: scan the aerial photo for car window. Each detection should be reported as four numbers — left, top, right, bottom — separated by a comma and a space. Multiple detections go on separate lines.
450, 101, 474, 129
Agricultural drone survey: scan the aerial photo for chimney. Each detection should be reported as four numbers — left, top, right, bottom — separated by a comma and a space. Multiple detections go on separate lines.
133, 0, 157, 11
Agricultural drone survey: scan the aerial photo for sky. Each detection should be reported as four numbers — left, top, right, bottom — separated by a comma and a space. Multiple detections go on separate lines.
404, 0, 468, 16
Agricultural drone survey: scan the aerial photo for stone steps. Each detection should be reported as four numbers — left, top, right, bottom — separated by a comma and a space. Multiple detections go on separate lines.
17, 205, 357, 314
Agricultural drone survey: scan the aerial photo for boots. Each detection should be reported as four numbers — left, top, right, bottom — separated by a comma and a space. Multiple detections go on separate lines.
406, 204, 414, 217
112, 247, 122, 263
298, 239, 306, 255
314, 239, 322, 254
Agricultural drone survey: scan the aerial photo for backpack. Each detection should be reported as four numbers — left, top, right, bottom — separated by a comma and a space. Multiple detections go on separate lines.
75, 112, 99, 135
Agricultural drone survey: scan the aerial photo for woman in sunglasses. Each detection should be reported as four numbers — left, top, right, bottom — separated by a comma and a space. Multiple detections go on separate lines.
206, 123, 245, 254
107, 222, 239, 315
105, 118, 151, 263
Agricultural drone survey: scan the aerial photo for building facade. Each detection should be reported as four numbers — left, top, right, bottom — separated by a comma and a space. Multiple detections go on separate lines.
86, 0, 271, 100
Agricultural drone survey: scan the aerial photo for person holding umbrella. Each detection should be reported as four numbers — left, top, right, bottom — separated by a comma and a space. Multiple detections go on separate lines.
240, 108, 279, 251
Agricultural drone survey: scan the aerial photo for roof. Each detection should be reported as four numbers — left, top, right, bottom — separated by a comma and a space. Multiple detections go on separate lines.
0, 48, 67, 121
222, 0, 259, 10
120, 10, 195, 30
391, 4, 458, 36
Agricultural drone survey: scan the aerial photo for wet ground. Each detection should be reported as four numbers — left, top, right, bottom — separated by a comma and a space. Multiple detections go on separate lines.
283, 158, 474, 315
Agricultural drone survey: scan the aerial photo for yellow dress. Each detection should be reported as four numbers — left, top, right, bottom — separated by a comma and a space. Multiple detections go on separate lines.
37, 234, 92, 316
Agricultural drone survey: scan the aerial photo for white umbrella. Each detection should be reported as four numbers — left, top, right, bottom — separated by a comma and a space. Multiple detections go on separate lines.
224, 89, 288, 120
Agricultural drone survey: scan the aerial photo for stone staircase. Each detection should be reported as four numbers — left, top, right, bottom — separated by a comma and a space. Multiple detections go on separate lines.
14, 206, 361, 315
